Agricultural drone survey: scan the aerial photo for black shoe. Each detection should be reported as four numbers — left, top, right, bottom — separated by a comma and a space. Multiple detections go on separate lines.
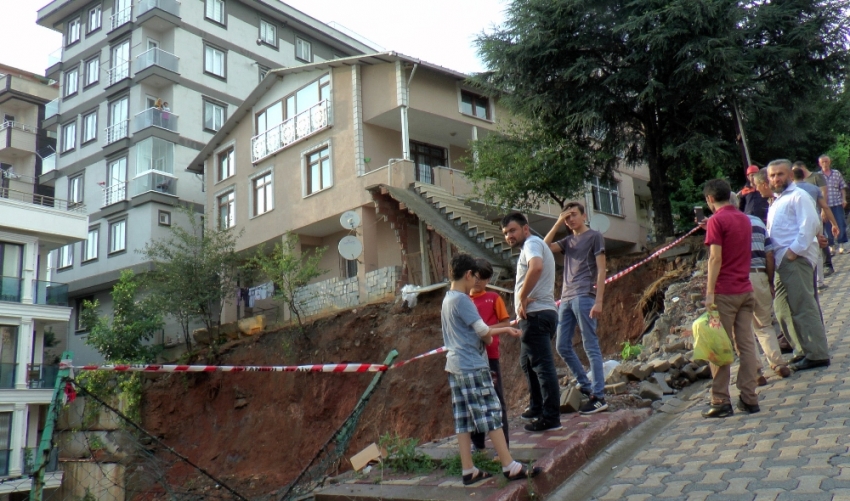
579, 396, 608, 414
790, 355, 805, 363
825, 267, 835, 277
578, 386, 591, 398
736, 398, 760, 414
524, 418, 562, 432
701, 404, 733, 418
789, 358, 830, 371
521, 409, 541, 422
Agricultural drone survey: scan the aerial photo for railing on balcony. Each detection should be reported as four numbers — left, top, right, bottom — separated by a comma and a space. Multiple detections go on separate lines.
32, 280, 68, 306
0, 121, 38, 134
106, 61, 130, 87
131, 172, 176, 197
251, 100, 330, 163
136, 0, 181, 19
27, 364, 59, 390
47, 48, 62, 68
102, 182, 127, 207
135, 47, 179, 75
0, 364, 16, 389
110, 6, 132, 31
23, 447, 59, 475
105, 120, 129, 145
42, 154, 56, 175
0, 277, 22, 303
134, 107, 178, 133
0, 188, 85, 212
45, 98, 59, 119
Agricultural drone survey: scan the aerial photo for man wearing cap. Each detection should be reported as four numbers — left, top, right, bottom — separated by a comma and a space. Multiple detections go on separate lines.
739, 165, 769, 222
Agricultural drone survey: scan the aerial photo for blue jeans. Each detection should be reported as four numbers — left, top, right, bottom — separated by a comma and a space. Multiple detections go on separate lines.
825, 206, 848, 245
556, 296, 605, 398
518, 310, 560, 422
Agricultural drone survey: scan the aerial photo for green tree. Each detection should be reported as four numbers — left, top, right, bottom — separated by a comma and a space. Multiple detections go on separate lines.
246, 233, 326, 333
471, 0, 850, 237
141, 207, 242, 354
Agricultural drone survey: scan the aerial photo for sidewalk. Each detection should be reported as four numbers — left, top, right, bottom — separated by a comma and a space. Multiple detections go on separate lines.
583, 255, 850, 500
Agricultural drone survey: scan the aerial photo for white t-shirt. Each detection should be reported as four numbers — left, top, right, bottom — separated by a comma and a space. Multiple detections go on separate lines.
514, 235, 557, 314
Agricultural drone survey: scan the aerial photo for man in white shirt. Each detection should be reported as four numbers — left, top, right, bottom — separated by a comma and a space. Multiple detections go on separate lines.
766, 160, 830, 371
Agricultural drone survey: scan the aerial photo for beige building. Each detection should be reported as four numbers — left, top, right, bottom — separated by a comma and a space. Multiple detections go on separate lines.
189, 52, 654, 322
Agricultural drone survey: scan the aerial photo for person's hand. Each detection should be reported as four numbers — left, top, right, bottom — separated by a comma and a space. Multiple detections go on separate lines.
819, 234, 830, 248
786, 250, 798, 261
505, 327, 522, 338
590, 301, 603, 319
843, 200, 847, 208
769, 282, 775, 298
831, 225, 840, 239
705, 293, 715, 310
517, 297, 528, 319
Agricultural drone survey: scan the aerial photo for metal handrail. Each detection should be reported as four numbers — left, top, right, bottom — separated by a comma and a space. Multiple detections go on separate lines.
106, 61, 130, 86
110, 6, 132, 30
0, 121, 38, 134
105, 120, 129, 144
251, 100, 330, 163
102, 182, 128, 207
0, 188, 86, 212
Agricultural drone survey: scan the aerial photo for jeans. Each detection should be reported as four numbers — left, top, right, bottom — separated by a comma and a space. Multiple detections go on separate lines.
824, 206, 848, 245
471, 358, 509, 450
556, 296, 605, 398
519, 310, 561, 422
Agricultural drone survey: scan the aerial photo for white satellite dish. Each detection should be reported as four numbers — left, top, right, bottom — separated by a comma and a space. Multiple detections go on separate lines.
340, 210, 361, 230
338, 235, 363, 260
589, 214, 611, 234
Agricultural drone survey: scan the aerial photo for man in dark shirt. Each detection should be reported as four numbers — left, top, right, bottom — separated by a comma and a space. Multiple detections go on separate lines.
739, 165, 769, 222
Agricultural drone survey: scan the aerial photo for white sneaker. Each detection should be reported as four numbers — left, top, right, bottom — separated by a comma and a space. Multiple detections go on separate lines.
830, 246, 836, 256
840, 246, 845, 255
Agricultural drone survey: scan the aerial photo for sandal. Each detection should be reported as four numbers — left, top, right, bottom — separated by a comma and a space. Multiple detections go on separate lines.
462, 468, 493, 486
504, 464, 542, 481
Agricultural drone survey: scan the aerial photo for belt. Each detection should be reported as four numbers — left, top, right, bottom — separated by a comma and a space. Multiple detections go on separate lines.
750, 268, 766, 273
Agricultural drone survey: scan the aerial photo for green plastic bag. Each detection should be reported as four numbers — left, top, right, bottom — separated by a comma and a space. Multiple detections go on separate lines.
692, 309, 734, 366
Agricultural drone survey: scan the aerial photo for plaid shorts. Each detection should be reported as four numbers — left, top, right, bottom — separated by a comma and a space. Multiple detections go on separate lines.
448, 369, 503, 435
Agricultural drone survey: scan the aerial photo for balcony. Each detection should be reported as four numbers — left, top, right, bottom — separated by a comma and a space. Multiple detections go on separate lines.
0, 277, 22, 303
251, 100, 331, 163
105, 120, 129, 145
133, 107, 178, 133
102, 182, 127, 207
23, 447, 59, 474
135, 0, 181, 29
0, 121, 38, 155
27, 365, 60, 390
45, 98, 59, 119
45, 48, 62, 80
110, 6, 132, 31
33, 280, 69, 306
42, 154, 56, 175
0, 364, 16, 390
0, 188, 88, 240
131, 172, 176, 197
135, 48, 179, 74
106, 61, 130, 87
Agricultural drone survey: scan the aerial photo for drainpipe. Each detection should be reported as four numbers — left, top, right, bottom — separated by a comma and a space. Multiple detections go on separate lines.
400, 63, 419, 161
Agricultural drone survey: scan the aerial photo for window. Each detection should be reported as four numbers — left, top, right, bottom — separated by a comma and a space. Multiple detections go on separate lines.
460, 90, 490, 120
410, 141, 446, 184
64, 67, 79, 97
305, 146, 331, 195
343, 258, 357, 279
83, 228, 98, 262
87, 5, 102, 33
68, 174, 83, 204
58, 244, 73, 269
218, 191, 235, 229
259, 20, 277, 47
62, 120, 76, 152
66, 17, 81, 46
296, 38, 312, 62
204, 99, 226, 131
589, 177, 623, 216
204, 45, 226, 78
158, 210, 171, 226
82, 111, 97, 143
108, 219, 126, 254
105, 157, 127, 205
84, 57, 99, 87
135, 137, 174, 174
253, 173, 272, 216
109, 39, 130, 85
74, 295, 93, 331
107, 96, 129, 143
258, 64, 270, 82
205, 0, 225, 25
218, 147, 234, 181
256, 74, 329, 131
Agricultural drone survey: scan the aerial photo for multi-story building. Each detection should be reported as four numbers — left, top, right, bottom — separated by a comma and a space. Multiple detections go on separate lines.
35, 0, 377, 363
188, 52, 655, 324
0, 64, 86, 497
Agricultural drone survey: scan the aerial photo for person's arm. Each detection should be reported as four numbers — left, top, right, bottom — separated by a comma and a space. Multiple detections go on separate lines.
706, 244, 722, 308
765, 250, 775, 297
841, 174, 847, 207
591, 252, 606, 319
518, 256, 543, 319
488, 325, 522, 338
543, 213, 567, 253
488, 296, 512, 331
818, 196, 840, 238
787, 193, 820, 261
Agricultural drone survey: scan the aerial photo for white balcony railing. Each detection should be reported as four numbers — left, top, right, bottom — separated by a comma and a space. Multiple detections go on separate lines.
251, 100, 330, 163
42, 154, 56, 175
136, 0, 181, 18
135, 48, 179, 74
105, 120, 129, 145
102, 182, 127, 207
45, 99, 59, 119
0, 121, 37, 134
131, 172, 177, 197
47, 48, 62, 68
106, 61, 130, 86
110, 7, 132, 31
133, 107, 178, 133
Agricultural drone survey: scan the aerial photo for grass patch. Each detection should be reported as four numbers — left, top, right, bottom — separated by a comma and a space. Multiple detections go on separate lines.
378, 433, 435, 474
442, 451, 503, 476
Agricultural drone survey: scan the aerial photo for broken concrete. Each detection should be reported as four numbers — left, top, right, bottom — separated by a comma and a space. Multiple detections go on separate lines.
638, 381, 664, 401
559, 386, 583, 414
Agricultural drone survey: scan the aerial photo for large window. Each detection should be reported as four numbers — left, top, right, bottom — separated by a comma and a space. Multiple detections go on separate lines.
108, 219, 126, 254
589, 177, 623, 216
305, 146, 331, 195
82, 111, 97, 144
204, 99, 226, 131
253, 173, 272, 216
64, 68, 78, 97
68, 174, 83, 205
0, 244, 23, 303
460, 90, 490, 120
256, 74, 329, 132
84, 228, 99, 262
410, 141, 446, 184
66, 17, 81, 46
58, 244, 73, 269
218, 147, 234, 181
135, 137, 174, 175
204, 44, 226, 78
295, 38, 312, 62
62, 120, 76, 152
259, 20, 277, 47
87, 5, 102, 33
84, 57, 99, 87
218, 191, 235, 229
205, 0, 225, 25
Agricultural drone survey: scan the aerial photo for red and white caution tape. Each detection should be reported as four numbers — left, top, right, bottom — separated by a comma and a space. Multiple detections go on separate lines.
602, 225, 701, 285
389, 346, 447, 369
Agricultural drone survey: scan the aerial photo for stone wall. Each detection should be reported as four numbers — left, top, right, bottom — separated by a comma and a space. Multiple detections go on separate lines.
364, 266, 400, 302
295, 276, 360, 316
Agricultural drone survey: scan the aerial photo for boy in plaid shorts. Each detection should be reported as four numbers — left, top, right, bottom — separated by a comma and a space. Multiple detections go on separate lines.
442, 253, 541, 485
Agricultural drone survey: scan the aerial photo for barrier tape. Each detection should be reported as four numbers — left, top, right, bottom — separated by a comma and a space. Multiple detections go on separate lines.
62, 228, 699, 375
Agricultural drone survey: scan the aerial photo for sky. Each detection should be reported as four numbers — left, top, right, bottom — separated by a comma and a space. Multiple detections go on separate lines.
0, 0, 507, 76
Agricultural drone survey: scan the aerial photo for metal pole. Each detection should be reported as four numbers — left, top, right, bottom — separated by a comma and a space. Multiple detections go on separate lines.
734, 101, 752, 168
30, 350, 73, 501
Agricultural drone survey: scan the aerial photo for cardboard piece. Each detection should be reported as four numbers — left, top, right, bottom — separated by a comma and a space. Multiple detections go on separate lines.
350, 443, 382, 472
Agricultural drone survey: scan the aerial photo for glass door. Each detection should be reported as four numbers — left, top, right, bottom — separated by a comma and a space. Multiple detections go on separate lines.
107, 157, 127, 204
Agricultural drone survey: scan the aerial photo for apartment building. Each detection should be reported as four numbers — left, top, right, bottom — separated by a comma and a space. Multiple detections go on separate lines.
188, 52, 655, 323
0, 65, 85, 496
35, 0, 377, 363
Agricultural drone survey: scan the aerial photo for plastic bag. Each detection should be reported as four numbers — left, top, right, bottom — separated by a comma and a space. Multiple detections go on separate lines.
692, 309, 734, 366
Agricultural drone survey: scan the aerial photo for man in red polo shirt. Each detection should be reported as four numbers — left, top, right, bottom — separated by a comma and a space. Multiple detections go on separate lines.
703, 179, 761, 418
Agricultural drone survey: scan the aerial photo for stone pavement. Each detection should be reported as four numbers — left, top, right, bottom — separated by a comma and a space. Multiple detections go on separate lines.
585, 255, 850, 501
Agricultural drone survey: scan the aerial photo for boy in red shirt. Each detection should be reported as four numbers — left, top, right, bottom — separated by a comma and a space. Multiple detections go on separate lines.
470, 259, 512, 451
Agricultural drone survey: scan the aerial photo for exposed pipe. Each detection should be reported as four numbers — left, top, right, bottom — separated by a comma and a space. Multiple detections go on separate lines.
400, 62, 419, 161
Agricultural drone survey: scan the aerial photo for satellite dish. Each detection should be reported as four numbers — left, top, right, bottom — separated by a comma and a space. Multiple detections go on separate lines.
589, 214, 611, 234
340, 210, 361, 230
338, 235, 363, 260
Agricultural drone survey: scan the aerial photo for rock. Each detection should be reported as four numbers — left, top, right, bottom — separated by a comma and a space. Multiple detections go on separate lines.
605, 369, 628, 385
695, 365, 712, 379
689, 293, 702, 304
639, 363, 655, 377
648, 373, 674, 395
559, 386, 583, 413
641, 328, 665, 354
651, 400, 665, 410
237, 315, 265, 336
637, 398, 654, 408
220, 322, 240, 340
639, 381, 664, 401
649, 359, 671, 373
605, 382, 628, 395
619, 362, 651, 381
664, 341, 687, 353
681, 364, 699, 382
684, 350, 695, 361
235, 398, 248, 409
668, 353, 687, 369
192, 328, 211, 345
